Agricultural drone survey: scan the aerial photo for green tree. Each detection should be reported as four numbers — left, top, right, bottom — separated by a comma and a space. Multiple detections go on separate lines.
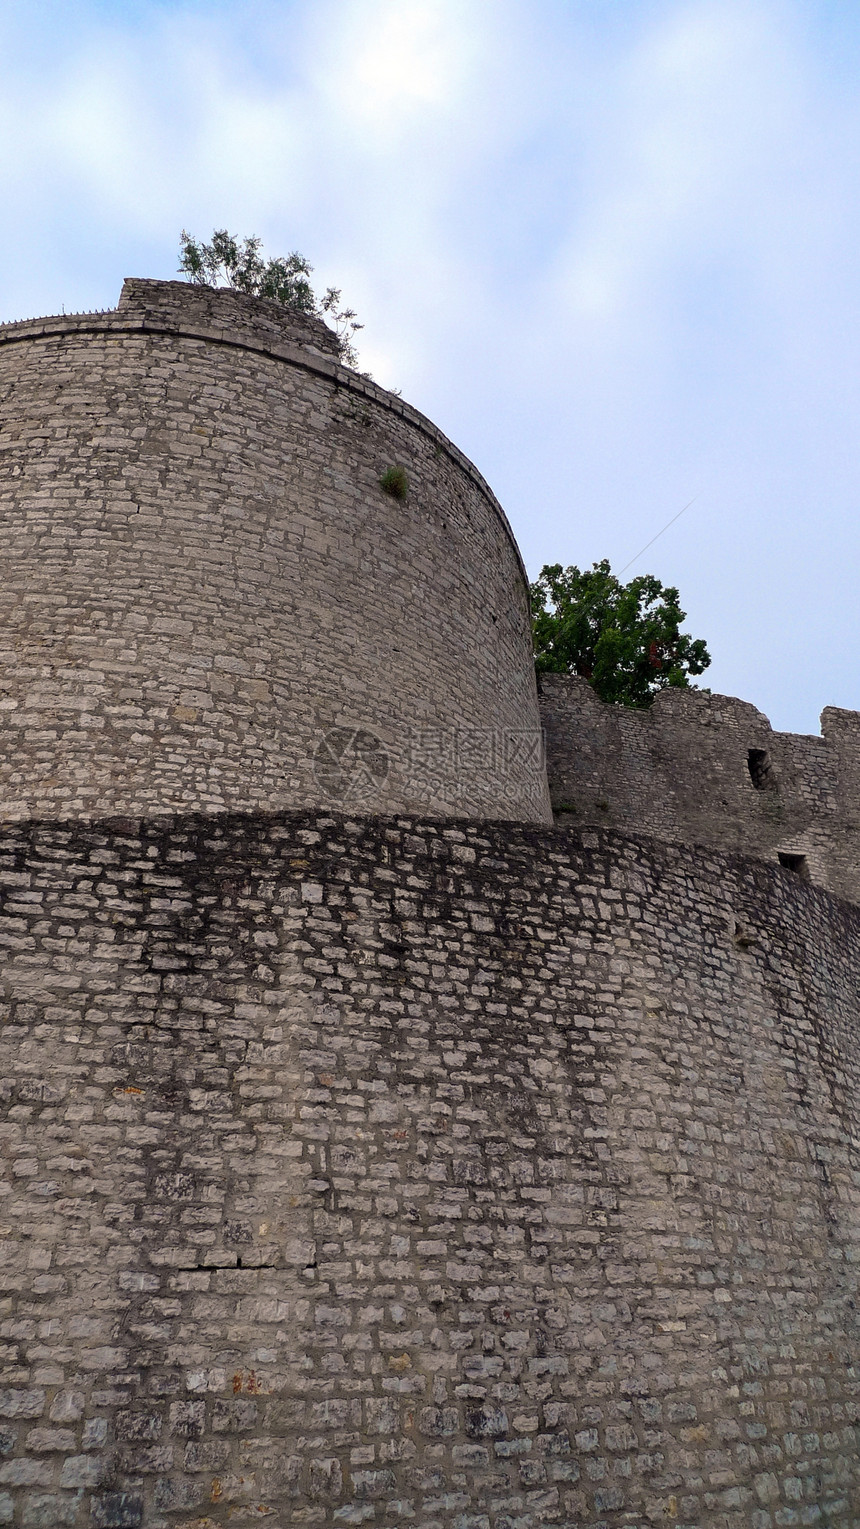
178, 229, 362, 366
530, 559, 711, 708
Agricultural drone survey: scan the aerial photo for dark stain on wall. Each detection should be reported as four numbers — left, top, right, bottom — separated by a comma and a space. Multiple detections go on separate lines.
0, 809, 858, 1526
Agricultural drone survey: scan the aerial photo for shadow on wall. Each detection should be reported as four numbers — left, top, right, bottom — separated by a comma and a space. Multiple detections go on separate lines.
539, 672, 860, 907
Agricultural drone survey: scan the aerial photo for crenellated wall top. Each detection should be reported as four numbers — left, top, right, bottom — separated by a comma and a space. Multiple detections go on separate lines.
540, 671, 860, 906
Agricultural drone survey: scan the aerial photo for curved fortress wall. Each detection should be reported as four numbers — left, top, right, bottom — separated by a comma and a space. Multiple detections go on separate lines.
0, 814, 858, 1527
1, 275, 858, 1529
0, 280, 549, 823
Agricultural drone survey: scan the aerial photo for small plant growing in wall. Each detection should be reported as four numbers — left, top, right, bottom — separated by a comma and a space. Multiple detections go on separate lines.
178, 229, 363, 366
379, 465, 409, 502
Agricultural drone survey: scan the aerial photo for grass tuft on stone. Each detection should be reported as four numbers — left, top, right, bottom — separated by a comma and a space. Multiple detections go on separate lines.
379, 465, 408, 502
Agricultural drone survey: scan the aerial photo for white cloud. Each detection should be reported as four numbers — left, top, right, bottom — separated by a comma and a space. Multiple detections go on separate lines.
555, 1, 804, 334
311, 0, 475, 134
0, 0, 512, 376
2, 0, 860, 730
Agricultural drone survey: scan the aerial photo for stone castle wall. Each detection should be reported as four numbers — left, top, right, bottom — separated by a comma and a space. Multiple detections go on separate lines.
0, 811, 858, 1528
0, 280, 549, 825
1, 278, 858, 1529
541, 673, 860, 906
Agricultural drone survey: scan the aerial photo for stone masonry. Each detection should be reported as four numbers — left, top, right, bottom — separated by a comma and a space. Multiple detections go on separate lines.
541, 673, 860, 908
0, 280, 858, 1528
0, 812, 858, 1528
0, 281, 549, 825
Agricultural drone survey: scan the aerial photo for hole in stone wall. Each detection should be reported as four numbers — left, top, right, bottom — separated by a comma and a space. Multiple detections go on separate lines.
733, 919, 757, 948
748, 748, 777, 791
777, 851, 809, 878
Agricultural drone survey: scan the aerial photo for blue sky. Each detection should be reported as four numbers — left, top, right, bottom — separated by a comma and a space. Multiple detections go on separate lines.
2, 0, 859, 734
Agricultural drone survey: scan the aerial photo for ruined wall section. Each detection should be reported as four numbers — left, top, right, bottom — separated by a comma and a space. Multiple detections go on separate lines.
541, 672, 860, 904
0, 280, 549, 825
0, 810, 857, 1528
117, 275, 344, 358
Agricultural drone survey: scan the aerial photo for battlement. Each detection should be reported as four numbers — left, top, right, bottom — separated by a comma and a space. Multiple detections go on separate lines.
541, 671, 860, 904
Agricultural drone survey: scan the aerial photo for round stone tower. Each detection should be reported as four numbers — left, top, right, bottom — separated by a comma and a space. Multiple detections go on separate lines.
1, 280, 859, 1529
0, 279, 550, 823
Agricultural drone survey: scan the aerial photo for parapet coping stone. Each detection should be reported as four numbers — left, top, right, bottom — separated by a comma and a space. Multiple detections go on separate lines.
0, 277, 531, 599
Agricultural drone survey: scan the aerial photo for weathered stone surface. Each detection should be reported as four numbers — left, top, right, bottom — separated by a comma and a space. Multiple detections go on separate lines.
0, 281, 548, 824
541, 671, 860, 905
1, 275, 858, 1529
0, 809, 857, 1526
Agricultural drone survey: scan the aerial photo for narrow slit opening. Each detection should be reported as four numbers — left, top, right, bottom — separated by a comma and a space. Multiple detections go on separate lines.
748, 747, 777, 791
